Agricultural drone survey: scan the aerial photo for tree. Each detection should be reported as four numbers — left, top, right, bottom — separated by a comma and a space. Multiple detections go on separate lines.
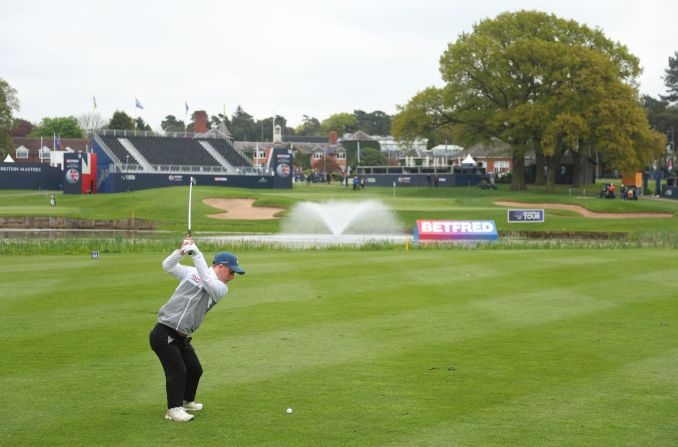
0, 132, 12, 159
657, 52, 678, 162
108, 111, 135, 130
161, 115, 185, 132
662, 50, 678, 103
294, 151, 311, 170
295, 115, 322, 136
313, 155, 341, 173
0, 78, 20, 130
354, 110, 392, 135
230, 106, 257, 141
0, 78, 20, 156
392, 87, 461, 149
394, 10, 653, 191
135, 117, 151, 131
321, 113, 358, 135
257, 115, 294, 141
358, 147, 387, 166
78, 112, 106, 132
30, 116, 84, 138
210, 113, 231, 129
10, 118, 35, 137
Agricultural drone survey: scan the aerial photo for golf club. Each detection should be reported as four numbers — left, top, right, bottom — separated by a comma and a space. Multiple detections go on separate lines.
187, 177, 196, 254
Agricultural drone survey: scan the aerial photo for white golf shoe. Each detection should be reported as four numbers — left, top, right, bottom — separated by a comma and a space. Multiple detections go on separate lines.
165, 407, 194, 422
183, 401, 204, 411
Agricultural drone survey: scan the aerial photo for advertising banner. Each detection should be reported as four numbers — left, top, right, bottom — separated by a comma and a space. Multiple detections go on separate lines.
62, 153, 82, 194
413, 220, 498, 241
269, 147, 293, 178
507, 209, 544, 223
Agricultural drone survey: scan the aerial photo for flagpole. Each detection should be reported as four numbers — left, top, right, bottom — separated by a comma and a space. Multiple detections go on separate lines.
92, 95, 96, 134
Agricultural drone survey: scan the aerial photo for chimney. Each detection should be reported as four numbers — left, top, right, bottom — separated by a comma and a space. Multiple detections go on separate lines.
329, 131, 337, 145
195, 110, 208, 134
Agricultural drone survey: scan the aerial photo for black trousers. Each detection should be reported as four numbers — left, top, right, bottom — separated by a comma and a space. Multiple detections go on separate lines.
149, 323, 203, 409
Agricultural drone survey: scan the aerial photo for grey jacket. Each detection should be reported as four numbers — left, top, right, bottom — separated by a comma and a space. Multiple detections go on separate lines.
157, 248, 228, 336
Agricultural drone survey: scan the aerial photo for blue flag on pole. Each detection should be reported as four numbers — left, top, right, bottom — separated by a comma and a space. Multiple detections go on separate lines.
185, 101, 189, 114
135, 98, 144, 109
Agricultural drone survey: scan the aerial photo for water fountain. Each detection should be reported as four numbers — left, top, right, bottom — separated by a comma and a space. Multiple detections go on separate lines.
208, 199, 407, 247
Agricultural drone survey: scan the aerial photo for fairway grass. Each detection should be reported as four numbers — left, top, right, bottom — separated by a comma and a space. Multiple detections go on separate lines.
1, 248, 676, 446
1, 184, 676, 235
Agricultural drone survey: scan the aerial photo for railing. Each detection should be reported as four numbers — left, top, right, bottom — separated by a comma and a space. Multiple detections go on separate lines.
94, 129, 232, 140
108, 164, 263, 175
356, 165, 483, 175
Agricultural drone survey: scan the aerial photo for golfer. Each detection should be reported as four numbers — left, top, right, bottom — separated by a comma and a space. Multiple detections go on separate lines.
149, 237, 245, 422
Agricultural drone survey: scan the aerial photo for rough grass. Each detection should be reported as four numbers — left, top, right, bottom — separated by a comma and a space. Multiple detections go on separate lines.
1, 249, 676, 446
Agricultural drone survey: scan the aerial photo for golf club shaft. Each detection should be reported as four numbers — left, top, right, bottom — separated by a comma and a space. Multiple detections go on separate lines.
187, 178, 194, 254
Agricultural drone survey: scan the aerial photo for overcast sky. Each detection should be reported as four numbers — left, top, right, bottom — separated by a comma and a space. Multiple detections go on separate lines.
2, 0, 677, 132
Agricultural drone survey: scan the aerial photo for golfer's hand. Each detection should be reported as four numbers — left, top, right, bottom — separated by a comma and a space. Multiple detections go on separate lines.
181, 238, 197, 255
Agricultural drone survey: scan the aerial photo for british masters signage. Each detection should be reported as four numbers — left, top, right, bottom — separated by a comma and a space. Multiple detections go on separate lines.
413, 220, 498, 241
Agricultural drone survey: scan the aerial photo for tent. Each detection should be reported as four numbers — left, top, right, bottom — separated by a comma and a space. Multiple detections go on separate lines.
461, 154, 476, 165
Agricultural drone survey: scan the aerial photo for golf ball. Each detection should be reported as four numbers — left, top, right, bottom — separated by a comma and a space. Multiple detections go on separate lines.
286, 408, 293, 414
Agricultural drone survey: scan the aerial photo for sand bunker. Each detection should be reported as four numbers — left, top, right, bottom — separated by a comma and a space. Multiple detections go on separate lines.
203, 198, 284, 220
495, 201, 673, 219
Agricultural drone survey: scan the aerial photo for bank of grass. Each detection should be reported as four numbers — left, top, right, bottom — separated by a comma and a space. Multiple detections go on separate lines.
1, 249, 676, 446
0, 184, 676, 235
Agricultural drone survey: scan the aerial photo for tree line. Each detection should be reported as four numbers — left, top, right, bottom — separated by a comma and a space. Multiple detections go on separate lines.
0, 88, 393, 144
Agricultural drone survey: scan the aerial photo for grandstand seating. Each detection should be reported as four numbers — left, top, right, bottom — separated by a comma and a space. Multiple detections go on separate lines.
96, 133, 252, 172
201, 138, 251, 167
127, 137, 217, 166
99, 135, 132, 164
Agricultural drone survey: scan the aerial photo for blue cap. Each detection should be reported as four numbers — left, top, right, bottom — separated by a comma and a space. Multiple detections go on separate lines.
213, 252, 245, 274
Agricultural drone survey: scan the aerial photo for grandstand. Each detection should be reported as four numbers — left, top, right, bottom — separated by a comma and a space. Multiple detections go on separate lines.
94, 130, 256, 175
92, 128, 293, 192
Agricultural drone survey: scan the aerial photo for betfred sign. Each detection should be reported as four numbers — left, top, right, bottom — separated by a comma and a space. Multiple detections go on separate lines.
414, 220, 498, 241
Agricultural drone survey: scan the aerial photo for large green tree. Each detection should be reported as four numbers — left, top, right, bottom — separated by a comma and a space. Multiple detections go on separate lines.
321, 113, 358, 135
30, 116, 84, 138
230, 106, 257, 141
135, 117, 151, 131
0, 78, 20, 156
662, 50, 678, 103
161, 115, 185, 132
354, 110, 392, 135
108, 111, 135, 130
295, 115, 322, 136
657, 51, 678, 164
0, 79, 19, 130
358, 147, 387, 166
394, 10, 658, 191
